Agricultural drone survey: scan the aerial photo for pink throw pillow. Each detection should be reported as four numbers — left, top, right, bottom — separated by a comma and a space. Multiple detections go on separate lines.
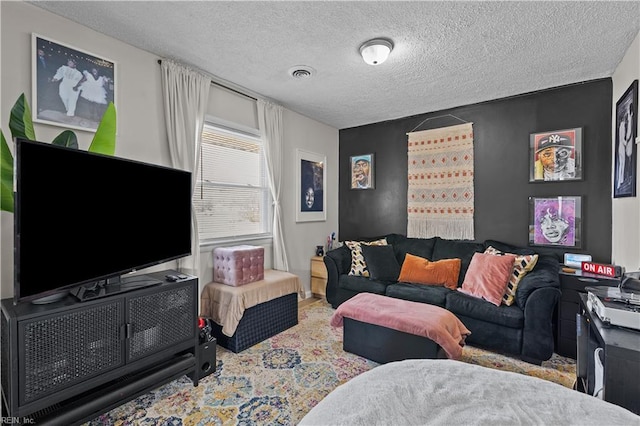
458, 252, 517, 306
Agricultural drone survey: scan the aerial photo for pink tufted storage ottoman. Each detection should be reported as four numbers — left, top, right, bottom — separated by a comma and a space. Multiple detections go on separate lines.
213, 245, 265, 286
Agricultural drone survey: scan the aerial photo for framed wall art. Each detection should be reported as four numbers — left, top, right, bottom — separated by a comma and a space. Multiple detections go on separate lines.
529, 128, 582, 182
32, 34, 116, 132
350, 153, 375, 189
613, 79, 638, 198
296, 149, 326, 222
529, 196, 582, 248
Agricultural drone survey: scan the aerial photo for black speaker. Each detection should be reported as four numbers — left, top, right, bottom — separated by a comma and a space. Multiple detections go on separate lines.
195, 339, 217, 380
191, 317, 216, 381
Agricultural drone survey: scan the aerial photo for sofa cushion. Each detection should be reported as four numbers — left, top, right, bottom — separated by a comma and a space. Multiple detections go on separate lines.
345, 239, 388, 277
326, 245, 352, 275
383, 233, 407, 246
446, 291, 524, 329
485, 246, 539, 306
397, 254, 460, 290
458, 253, 516, 306
515, 255, 560, 309
392, 236, 438, 265
385, 282, 449, 307
361, 245, 401, 282
432, 239, 485, 286
454, 312, 523, 354
338, 274, 388, 296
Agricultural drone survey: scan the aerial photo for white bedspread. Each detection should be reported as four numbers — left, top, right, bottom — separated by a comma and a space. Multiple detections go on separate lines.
299, 359, 640, 425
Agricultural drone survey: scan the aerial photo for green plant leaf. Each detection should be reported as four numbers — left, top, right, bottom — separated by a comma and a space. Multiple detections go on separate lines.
1, 131, 15, 213
9, 93, 36, 141
89, 102, 116, 155
51, 130, 79, 149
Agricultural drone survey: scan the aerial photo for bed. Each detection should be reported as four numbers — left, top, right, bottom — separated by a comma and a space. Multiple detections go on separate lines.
299, 359, 640, 425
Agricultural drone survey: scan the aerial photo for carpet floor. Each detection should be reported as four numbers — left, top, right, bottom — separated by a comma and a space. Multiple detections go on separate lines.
87, 299, 576, 425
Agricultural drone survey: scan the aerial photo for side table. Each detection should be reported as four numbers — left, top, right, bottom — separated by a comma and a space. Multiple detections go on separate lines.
311, 256, 327, 298
557, 270, 618, 358
577, 293, 640, 414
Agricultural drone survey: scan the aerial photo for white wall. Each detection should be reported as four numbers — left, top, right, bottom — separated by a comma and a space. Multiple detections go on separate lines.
282, 108, 339, 297
612, 31, 640, 271
1, 1, 169, 299
0, 2, 339, 301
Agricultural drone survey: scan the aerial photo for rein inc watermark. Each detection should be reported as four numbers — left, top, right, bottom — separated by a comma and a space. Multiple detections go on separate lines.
0, 417, 36, 424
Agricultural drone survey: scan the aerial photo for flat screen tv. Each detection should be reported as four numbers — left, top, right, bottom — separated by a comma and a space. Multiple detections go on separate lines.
14, 138, 192, 304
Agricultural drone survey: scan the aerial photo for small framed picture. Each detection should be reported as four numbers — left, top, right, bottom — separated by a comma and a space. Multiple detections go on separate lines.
529, 196, 582, 248
296, 149, 326, 222
32, 34, 116, 132
529, 128, 582, 182
350, 153, 375, 189
614, 79, 638, 198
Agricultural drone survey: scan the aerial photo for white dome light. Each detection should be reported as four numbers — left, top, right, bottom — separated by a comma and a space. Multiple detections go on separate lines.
359, 39, 393, 66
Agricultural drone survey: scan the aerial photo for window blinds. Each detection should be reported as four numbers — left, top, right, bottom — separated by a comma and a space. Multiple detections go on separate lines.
194, 124, 269, 240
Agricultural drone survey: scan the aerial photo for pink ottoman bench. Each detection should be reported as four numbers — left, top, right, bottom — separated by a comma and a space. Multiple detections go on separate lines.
330, 293, 471, 363
213, 245, 264, 286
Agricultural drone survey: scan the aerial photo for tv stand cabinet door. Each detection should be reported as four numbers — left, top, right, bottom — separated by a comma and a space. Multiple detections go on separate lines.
126, 280, 197, 362
18, 300, 124, 410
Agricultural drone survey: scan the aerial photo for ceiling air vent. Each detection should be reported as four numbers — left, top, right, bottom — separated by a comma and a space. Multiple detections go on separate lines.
288, 66, 315, 79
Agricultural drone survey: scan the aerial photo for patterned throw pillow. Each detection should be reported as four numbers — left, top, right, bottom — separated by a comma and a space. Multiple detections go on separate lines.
484, 246, 539, 306
345, 239, 388, 277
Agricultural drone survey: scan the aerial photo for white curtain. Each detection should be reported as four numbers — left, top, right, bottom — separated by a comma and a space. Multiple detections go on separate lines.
257, 100, 289, 271
160, 59, 210, 277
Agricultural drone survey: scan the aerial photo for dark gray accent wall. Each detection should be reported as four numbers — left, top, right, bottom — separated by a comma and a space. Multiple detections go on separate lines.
339, 79, 612, 262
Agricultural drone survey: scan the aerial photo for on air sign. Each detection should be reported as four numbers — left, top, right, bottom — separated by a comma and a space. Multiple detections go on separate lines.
581, 261, 623, 278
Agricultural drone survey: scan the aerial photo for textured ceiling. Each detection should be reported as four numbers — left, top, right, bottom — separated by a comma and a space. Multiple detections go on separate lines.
30, 1, 640, 130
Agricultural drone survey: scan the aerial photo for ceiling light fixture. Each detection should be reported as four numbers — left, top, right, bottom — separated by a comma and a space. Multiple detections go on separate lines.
359, 38, 393, 66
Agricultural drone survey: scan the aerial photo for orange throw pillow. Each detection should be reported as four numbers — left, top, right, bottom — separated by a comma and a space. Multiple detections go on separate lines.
398, 253, 461, 290
458, 252, 517, 306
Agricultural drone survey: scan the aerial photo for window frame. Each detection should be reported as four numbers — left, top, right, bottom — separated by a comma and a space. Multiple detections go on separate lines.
195, 117, 272, 246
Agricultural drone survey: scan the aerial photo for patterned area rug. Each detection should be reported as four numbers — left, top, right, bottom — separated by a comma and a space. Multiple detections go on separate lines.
87, 299, 575, 425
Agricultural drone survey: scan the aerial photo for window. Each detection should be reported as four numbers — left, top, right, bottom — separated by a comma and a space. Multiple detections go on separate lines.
194, 123, 271, 242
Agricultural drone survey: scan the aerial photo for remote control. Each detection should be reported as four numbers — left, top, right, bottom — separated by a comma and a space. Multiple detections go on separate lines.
166, 274, 179, 282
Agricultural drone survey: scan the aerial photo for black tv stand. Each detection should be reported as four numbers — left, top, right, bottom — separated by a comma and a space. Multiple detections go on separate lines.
31, 291, 69, 305
1, 270, 199, 424
70, 274, 162, 302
